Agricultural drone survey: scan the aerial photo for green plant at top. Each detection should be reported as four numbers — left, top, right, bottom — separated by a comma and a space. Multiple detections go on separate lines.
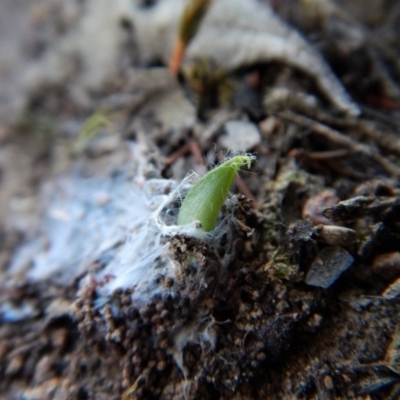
179, 0, 211, 46
169, 0, 212, 74
177, 155, 253, 232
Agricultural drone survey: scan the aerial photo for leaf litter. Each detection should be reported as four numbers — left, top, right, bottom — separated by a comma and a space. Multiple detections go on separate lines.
0, 0, 400, 399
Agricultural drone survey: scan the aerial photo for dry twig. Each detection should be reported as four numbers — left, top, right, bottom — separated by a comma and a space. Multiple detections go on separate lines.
279, 111, 400, 177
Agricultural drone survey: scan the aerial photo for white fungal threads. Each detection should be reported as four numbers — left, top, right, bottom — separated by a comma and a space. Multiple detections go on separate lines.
94, 171, 209, 300
9, 146, 242, 305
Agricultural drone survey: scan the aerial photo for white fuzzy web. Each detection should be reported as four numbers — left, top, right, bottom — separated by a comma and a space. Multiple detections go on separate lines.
6, 143, 245, 370
8, 144, 221, 303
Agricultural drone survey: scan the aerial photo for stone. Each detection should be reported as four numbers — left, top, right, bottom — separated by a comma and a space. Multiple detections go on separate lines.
306, 246, 354, 288
219, 120, 261, 152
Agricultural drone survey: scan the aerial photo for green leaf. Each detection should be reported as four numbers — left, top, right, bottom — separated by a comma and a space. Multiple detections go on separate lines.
179, 0, 212, 46
177, 155, 252, 232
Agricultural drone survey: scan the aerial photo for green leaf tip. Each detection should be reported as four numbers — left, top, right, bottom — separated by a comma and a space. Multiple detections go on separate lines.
177, 155, 253, 232
179, 0, 212, 46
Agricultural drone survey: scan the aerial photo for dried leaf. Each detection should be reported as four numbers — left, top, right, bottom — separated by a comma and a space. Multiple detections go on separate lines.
131, 0, 360, 114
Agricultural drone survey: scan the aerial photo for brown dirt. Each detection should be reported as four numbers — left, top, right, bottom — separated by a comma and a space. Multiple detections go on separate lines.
1, 1, 400, 399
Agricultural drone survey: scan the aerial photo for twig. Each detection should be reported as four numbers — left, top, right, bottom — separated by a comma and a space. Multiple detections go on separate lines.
355, 121, 400, 157
278, 111, 400, 177
164, 144, 190, 166
188, 139, 206, 165
283, 105, 400, 157
289, 149, 349, 160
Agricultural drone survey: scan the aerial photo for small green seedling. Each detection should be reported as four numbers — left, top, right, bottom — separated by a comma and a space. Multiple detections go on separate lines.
170, 0, 212, 74
177, 155, 253, 232
70, 111, 111, 156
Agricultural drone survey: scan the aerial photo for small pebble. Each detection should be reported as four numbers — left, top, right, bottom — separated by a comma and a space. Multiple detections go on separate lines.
306, 246, 354, 288
220, 120, 261, 152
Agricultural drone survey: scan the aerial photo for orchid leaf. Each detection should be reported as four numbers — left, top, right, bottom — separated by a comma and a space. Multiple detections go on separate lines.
177, 155, 252, 232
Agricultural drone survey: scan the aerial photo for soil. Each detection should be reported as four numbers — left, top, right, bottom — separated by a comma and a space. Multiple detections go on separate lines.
1, 1, 400, 399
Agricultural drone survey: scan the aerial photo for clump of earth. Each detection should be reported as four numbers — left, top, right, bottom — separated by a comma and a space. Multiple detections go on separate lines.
1, 1, 400, 399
